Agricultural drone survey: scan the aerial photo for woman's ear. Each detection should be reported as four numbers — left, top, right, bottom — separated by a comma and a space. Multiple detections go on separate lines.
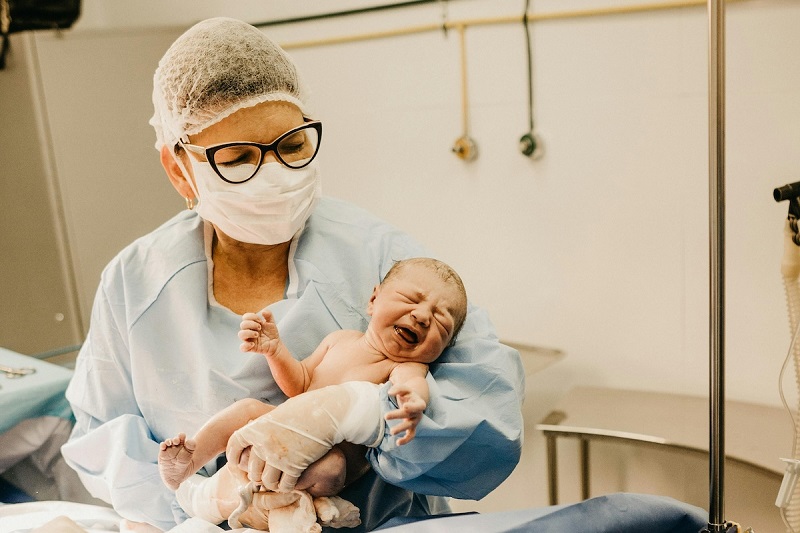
160, 144, 195, 199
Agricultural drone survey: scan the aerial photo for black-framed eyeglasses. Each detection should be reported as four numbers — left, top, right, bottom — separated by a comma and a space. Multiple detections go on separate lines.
181, 120, 322, 184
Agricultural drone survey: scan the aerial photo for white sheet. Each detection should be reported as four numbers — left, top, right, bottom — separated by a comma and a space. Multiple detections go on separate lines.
0, 501, 259, 533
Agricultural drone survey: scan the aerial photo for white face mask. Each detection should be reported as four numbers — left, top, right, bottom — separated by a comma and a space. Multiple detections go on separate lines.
185, 157, 321, 245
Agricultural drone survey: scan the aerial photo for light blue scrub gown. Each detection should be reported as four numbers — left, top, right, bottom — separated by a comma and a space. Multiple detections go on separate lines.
61, 196, 525, 532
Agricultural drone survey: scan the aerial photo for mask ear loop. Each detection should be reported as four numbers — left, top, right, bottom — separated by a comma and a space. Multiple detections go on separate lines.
285, 223, 304, 300
172, 144, 201, 207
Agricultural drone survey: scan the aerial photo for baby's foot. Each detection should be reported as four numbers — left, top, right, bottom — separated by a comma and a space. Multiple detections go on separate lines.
158, 432, 198, 490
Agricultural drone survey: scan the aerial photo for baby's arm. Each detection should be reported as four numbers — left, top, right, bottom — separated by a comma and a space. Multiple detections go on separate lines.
385, 362, 430, 445
238, 309, 332, 397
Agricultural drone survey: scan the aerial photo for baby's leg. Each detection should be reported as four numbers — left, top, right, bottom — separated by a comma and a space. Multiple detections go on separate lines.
195, 398, 275, 458
159, 399, 274, 490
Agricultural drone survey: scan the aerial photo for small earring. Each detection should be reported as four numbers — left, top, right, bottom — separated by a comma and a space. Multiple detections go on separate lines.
185, 197, 196, 210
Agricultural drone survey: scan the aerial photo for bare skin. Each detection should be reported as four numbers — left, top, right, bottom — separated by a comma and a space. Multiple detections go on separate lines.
158, 433, 197, 490
159, 262, 465, 490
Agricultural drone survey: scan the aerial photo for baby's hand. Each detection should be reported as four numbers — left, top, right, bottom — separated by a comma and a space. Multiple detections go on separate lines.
385, 383, 426, 445
238, 308, 281, 356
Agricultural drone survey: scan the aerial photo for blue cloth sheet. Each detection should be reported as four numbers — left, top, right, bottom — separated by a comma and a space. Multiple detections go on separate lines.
376, 493, 708, 533
0, 347, 73, 434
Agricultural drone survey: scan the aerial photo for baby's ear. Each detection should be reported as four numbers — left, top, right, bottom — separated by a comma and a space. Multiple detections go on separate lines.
366, 285, 380, 315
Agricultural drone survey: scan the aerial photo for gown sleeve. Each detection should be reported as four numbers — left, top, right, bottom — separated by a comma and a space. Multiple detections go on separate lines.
61, 282, 184, 531
368, 302, 525, 499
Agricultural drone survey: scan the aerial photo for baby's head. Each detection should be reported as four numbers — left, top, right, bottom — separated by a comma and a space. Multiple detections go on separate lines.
368, 258, 468, 363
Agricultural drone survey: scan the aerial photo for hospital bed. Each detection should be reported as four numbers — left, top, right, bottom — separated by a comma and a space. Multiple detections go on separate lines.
0, 493, 707, 532
0, 347, 82, 503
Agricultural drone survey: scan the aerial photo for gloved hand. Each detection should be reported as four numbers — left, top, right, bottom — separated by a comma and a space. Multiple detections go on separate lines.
226, 382, 384, 492
176, 464, 304, 530
314, 496, 361, 528
175, 465, 248, 525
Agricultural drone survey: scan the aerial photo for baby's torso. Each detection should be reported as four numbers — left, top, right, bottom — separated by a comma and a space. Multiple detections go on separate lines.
307, 333, 398, 391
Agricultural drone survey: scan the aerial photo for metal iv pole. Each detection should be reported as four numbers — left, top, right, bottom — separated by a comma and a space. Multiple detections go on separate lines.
705, 0, 728, 530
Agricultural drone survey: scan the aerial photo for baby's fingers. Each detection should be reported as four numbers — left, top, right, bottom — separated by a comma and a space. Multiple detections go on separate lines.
241, 311, 262, 323
239, 341, 256, 352
387, 383, 409, 396
400, 397, 426, 414
239, 318, 262, 332
259, 309, 275, 323
238, 328, 259, 352
384, 407, 410, 421
238, 328, 259, 341
388, 418, 415, 435
395, 427, 416, 446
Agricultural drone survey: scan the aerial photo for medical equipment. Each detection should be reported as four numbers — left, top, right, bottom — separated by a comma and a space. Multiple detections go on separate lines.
773, 179, 800, 533
0, 347, 72, 437
703, 1, 756, 530
450, 24, 478, 162
776, 182, 800, 245
777, 459, 800, 512
518, 0, 543, 160
0, 0, 80, 70
705, 0, 728, 530
0, 362, 35, 378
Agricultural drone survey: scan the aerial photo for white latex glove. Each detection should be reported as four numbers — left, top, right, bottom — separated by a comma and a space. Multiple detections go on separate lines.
175, 468, 244, 525
268, 490, 322, 533
314, 496, 361, 528
226, 382, 384, 492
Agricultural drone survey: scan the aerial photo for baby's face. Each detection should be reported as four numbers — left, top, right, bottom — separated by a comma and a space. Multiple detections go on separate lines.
367, 265, 462, 363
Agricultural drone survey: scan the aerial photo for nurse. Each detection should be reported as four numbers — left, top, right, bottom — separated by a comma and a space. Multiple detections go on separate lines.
61, 17, 525, 532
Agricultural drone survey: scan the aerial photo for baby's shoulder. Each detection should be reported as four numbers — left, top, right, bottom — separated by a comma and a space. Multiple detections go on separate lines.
323, 329, 364, 346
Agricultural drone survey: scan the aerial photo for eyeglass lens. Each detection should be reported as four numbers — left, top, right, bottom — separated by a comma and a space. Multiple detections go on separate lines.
213, 125, 320, 183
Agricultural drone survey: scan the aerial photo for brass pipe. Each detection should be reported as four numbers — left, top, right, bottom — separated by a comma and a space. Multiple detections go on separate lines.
457, 24, 468, 136
281, 0, 748, 50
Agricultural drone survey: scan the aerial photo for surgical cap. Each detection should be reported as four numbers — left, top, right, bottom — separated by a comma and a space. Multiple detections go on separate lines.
150, 17, 311, 150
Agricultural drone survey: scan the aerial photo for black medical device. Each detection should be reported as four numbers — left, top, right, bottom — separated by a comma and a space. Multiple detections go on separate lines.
774, 181, 800, 245
0, 0, 81, 69
519, 0, 543, 159
774, 181, 800, 203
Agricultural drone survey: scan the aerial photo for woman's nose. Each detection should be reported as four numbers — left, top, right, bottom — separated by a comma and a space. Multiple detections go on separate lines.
262, 150, 280, 164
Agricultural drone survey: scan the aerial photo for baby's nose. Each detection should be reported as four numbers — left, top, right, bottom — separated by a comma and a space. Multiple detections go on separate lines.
411, 308, 431, 327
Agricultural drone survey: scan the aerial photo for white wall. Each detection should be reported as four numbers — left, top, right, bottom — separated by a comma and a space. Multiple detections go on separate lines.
15, 0, 800, 410
272, 0, 800, 409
